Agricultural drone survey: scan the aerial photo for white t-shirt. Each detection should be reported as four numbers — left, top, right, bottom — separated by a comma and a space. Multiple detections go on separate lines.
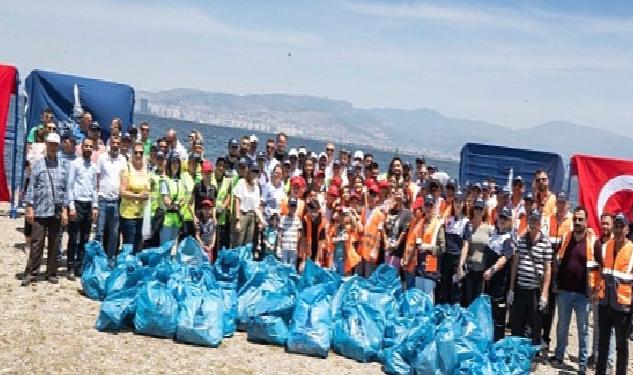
97, 153, 127, 200
234, 178, 261, 213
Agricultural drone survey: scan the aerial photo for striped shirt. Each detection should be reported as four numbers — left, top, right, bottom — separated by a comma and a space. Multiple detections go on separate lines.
516, 232, 553, 290
279, 214, 302, 252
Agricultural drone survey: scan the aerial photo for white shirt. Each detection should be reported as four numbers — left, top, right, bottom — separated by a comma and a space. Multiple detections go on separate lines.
264, 158, 279, 180
97, 152, 127, 200
234, 178, 261, 213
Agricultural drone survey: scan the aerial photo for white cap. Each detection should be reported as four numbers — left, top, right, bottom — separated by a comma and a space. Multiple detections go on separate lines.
250, 134, 258, 143
318, 152, 327, 159
353, 150, 364, 159
288, 148, 298, 157
45, 132, 60, 144
309, 152, 318, 159
298, 147, 307, 155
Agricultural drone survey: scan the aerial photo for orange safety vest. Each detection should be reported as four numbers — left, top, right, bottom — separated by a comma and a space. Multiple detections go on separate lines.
487, 207, 498, 226
539, 192, 557, 218
420, 216, 444, 274
548, 213, 572, 251
301, 213, 327, 261
403, 216, 425, 273
599, 239, 633, 312
358, 207, 385, 263
326, 225, 361, 274
557, 230, 599, 293
440, 199, 453, 219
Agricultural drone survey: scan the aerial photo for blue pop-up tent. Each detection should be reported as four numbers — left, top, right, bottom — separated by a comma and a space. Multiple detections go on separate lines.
459, 143, 565, 193
24, 69, 135, 140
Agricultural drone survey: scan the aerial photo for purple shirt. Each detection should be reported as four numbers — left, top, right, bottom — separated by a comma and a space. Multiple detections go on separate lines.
557, 236, 601, 294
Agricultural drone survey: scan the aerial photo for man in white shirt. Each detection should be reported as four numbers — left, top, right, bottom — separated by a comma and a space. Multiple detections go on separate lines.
96, 135, 127, 261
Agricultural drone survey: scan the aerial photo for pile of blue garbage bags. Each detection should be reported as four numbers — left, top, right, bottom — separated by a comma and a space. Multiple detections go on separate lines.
81, 238, 537, 374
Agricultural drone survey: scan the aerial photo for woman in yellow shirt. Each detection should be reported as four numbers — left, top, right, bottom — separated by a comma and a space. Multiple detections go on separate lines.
119, 142, 150, 253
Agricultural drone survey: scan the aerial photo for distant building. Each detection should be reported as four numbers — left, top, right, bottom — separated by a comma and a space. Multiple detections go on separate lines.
138, 98, 149, 113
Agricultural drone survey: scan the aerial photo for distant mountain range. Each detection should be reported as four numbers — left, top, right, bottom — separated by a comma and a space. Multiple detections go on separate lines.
137, 89, 633, 160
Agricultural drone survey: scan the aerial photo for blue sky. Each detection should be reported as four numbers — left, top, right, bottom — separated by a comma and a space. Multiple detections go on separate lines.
2, 0, 633, 136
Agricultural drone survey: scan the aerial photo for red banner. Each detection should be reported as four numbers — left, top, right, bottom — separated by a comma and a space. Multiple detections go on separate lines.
0, 64, 17, 202
571, 154, 633, 232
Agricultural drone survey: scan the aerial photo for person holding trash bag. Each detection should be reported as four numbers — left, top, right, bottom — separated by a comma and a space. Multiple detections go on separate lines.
177, 153, 197, 241
483, 205, 515, 342
509, 210, 552, 363
412, 194, 445, 302
119, 142, 150, 253
461, 198, 494, 307
437, 189, 470, 305
160, 151, 185, 245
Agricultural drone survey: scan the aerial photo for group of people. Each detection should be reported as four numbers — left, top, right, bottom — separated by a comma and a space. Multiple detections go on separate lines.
21, 107, 633, 374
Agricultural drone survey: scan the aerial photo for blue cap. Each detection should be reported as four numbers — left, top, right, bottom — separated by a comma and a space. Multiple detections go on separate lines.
446, 178, 457, 188
403, 161, 412, 170
501, 186, 511, 195
250, 163, 260, 173
238, 157, 249, 166
156, 151, 166, 160
288, 197, 298, 207
228, 138, 239, 147
614, 213, 628, 225
257, 151, 266, 160
454, 189, 464, 200
168, 151, 181, 161
474, 198, 485, 209
528, 210, 542, 222
525, 192, 534, 201
512, 175, 523, 184
424, 194, 434, 206
473, 182, 482, 190
556, 192, 568, 202
499, 206, 512, 219
481, 181, 490, 190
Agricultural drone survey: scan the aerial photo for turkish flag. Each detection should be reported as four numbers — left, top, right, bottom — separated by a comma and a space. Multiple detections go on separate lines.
571, 154, 633, 232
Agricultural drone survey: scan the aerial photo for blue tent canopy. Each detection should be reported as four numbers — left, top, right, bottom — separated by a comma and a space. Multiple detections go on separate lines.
459, 143, 565, 193
24, 69, 135, 140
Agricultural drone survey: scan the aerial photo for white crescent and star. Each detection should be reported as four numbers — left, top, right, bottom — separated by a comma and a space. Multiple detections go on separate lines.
596, 175, 633, 218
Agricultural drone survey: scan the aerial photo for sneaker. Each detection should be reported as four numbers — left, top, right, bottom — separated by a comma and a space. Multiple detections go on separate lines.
578, 366, 587, 375
67, 269, 76, 281
21, 275, 36, 286
47, 276, 59, 284
587, 355, 595, 368
548, 356, 564, 367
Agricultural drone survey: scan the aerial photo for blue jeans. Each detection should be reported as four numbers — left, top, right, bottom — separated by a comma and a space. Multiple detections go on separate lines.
591, 300, 615, 368
333, 258, 344, 276
95, 198, 120, 259
120, 218, 143, 253
414, 277, 436, 304
160, 225, 180, 246
555, 290, 590, 366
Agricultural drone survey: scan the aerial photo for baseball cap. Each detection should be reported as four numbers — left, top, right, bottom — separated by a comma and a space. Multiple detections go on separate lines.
201, 199, 214, 207
156, 150, 166, 160
368, 184, 380, 195
415, 155, 425, 164
424, 194, 435, 206
333, 159, 341, 167
298, 147, 307, 155
353, 150, 364, 160
482, 181, 490, 190
60, 131, 76, 143
499, 206, 512, 219
288, 148, 298, 157
473, 182, 482, 190
201, 160, 213, 173
314, 170, 325, 178
288, 197, 298, 207
327, 185, 340, 197
529, 210, 542, 222
90, 122, 101, 131
403, 161, 412, 170
228, 138, 239, 147
525, 192, 534, 201
250, 164, 260, 173
121, 132, 131, 141
501, 186, 511, 196
556, 192, 568, 202
291, 176, 306, 187
45, 132, 60, 144
412, 197, 424, 210
446, 178, 457, 188
168, 151, 181, 161
257, 151, 266, 160
474, 198, 485, 209
250, 134, 258, 143
454, 189, 465, 200
378, 180, 390, 190
318, 152, 327, 159
512, 176, 523, 185
331, 176, 342, 187
614, 213, 628, 226
238, 157, 249, 166
188, 152, 202, 162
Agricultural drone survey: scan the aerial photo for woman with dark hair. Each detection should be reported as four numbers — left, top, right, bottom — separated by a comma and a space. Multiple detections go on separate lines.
387, 157, 404, 187
119, 142, 150, 253
437, 190, 471, 305
160, 152, 185, 244
233, 164, 266, 247
462, 198, 493, 306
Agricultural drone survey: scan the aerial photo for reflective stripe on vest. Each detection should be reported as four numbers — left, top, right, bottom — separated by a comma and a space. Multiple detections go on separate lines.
358, 208, 384, 262
421, 216, 443, 273
599, 239, 633, 311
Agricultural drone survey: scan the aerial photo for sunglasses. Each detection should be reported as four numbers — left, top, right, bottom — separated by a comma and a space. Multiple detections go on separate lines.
134, 151, 144, 156
573, 218, 585, 222
326, 148, 334, 152
141, 128, 149, 132
537, 178, 547, 182
267, 146, 275, 150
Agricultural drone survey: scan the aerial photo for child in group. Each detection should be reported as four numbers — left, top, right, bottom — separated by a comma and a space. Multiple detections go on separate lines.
279, 198, 302, 269
261, 213, 281, 259
196, 199, 216, 262
327, 207, 361, 275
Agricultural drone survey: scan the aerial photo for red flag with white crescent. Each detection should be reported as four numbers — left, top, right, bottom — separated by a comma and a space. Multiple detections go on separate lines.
571, 154, 633, 232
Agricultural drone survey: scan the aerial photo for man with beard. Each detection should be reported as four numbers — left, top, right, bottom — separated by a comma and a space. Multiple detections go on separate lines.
535, 169, 557, 228
213, 157, 234, 251
274, 132, 288, 161
226, 138, 241, 176
549, 207, 601, 375
64, 138, 98, 278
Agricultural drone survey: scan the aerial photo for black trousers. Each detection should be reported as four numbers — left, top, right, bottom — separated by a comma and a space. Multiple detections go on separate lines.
24, 217, 61, 278
511, 287, 543, 346
217, 223, 232, 251
437, 253, 462, 305
67, 201, 93, 274
541, 287, 557, 346
596, 304, 631, 375
461, 269, 484, 308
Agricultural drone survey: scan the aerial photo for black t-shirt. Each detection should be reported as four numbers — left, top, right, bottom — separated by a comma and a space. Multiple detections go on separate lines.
303, 214, 326, 261
385, 208, 412, 257
193, 182, 217, 213
275, 150, 287, 162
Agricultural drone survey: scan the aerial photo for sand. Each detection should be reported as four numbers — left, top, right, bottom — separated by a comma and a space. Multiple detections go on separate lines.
0, 211, 631, 374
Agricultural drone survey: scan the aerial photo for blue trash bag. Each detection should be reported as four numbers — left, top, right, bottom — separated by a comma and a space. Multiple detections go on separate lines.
412, 341, 440, 375
286, 284, 333, 358
169, 263, 218, 302
134, 280, 179, 338
235, 244, 253, 262
332, 303, 384, 363
400, 289, 434, 319
139, 241, 173, 267
153, 258, 180, 283
175, 285, 224, 347
467, 295, 494, 351
332, 276, 399, 327
368, 264, 402, 297
105, 260, 152, 298
81, 241, 110, 300
247, 315, 290, 346
214, 249, 241, 283
299, 259, 341, 294
382, 315, 436, 375
454, 354, 494, 375
219, 283, 238, 337
95, 286, 139, 331
489, 337, 538, 375
176, 236, 209, 266
115, 244, 134, 266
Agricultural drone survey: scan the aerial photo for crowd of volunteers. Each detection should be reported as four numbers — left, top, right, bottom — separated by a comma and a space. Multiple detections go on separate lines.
20, 107, 633, 375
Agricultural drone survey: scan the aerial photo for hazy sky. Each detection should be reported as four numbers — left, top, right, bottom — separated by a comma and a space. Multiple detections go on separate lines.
2, 0, 633, 136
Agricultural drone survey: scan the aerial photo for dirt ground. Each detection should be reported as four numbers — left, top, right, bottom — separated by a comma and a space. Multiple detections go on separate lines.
0, 211, 631, 375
